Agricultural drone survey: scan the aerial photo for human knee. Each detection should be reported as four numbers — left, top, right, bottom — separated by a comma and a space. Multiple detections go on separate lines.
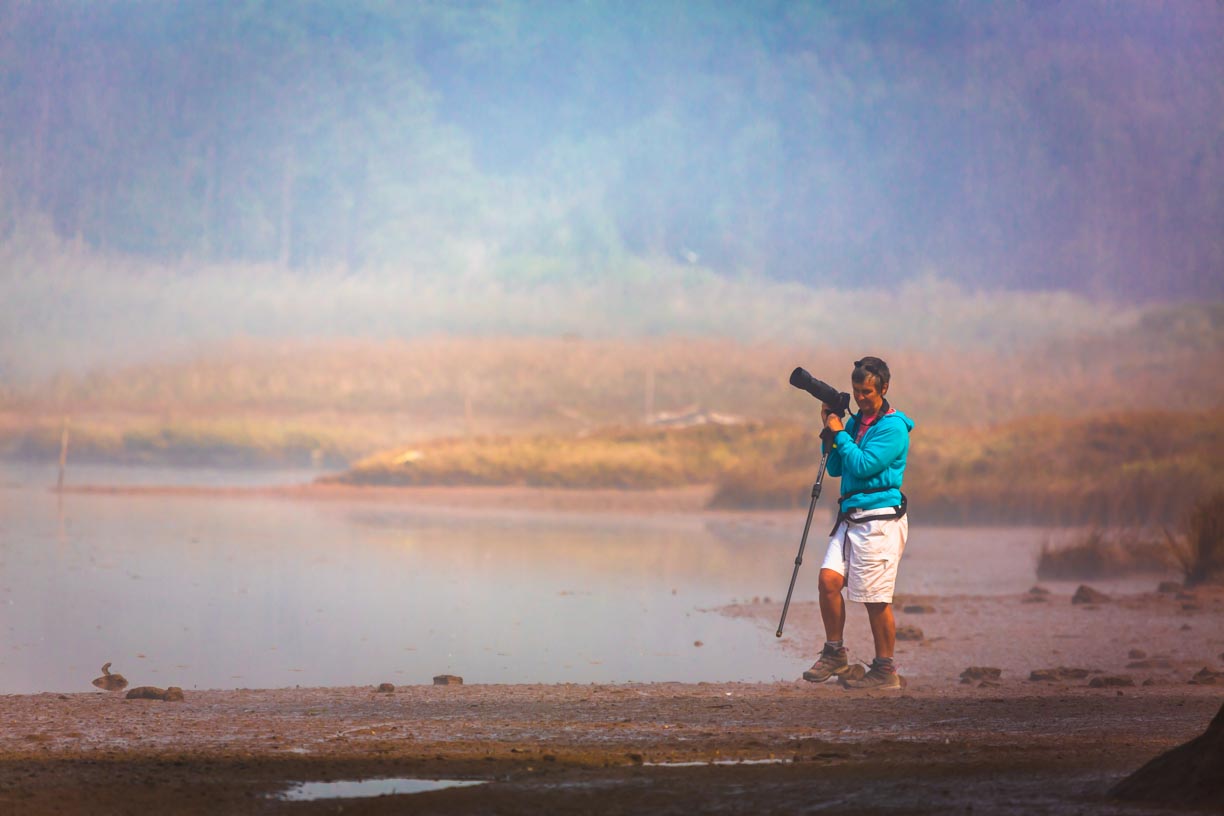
818, 569, 845, 595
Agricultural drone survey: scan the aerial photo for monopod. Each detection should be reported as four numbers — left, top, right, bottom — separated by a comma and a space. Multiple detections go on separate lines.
775, 434, 833, 638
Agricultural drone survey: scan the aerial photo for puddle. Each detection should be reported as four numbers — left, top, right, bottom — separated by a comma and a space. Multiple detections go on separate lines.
276, 778, 487, 801
644, 758, 789, 767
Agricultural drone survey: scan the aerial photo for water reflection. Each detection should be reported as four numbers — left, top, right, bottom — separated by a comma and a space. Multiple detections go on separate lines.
1, 465, 803, 693
276, 778, 487, 801
0, 464, 1084, 695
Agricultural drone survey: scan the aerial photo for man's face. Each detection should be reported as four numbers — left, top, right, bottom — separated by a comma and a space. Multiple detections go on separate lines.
852, 378, 886, 415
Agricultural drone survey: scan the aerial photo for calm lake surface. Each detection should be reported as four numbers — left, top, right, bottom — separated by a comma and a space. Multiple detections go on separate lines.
0, 463, 1116, 695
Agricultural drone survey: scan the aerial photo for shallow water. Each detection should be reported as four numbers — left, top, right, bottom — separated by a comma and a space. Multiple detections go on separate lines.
0, 463, 1158, 694
276, 778, 487, 801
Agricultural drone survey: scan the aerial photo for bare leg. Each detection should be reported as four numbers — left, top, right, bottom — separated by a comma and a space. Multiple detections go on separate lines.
864, 602, 895, 659
818, 568, 846, 643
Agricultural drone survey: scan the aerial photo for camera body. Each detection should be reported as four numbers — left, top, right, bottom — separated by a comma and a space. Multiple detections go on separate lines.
789, 367, 851, 417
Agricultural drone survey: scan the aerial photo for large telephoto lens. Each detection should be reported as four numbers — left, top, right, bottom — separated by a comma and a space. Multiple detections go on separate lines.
789, 367, 850, 415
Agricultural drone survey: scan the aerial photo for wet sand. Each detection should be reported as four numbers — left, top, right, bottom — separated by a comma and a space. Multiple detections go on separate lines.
2, 681, 1222, 815
9, 484, 1223, 813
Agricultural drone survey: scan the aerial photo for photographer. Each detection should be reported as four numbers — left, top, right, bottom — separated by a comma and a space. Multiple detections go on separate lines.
802, 357, 914, 690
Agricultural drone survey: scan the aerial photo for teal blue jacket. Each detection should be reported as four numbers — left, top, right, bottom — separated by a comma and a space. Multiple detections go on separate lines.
824, 404, 914, 512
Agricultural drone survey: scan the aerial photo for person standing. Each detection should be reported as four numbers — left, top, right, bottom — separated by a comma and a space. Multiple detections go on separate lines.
802, 357, 913, 690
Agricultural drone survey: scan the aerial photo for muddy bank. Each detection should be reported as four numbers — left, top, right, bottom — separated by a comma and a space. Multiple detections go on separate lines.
2, 682, 1222, 815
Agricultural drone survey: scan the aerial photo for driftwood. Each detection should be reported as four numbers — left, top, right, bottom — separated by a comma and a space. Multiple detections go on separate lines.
91, 662, 128, 692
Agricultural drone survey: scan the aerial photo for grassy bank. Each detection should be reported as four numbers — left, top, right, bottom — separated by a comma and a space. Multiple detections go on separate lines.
0, 415, 365, 469
327, 410, 1223, 526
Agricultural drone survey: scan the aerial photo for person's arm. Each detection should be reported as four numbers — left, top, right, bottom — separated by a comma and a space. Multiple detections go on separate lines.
831, 418, 906, 479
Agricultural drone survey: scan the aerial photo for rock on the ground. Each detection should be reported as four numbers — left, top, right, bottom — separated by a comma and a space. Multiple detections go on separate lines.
959, 667, 1002, 684
1127, 657, 1175, 669
896, 625, 924, 641
1128, 649, 1147, 660
377, 683, 395, 693
1110, 701, 1224, 807
1189, 668, 1224, 686
433, 674, 463, 685
1072, 585, 1111, 605
902, 605, 936, 614
1089, 675, 1135, 688
125, 686, 184, 701
1029, 667, 1093, 682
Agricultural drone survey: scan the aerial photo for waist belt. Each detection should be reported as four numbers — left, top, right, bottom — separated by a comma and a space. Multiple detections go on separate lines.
829, 491, 907, 536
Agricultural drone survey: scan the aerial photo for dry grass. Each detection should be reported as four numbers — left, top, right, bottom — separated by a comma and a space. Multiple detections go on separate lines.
1036, 529, 1179, 580
1176, 491, 1224, 587
326, 422, 769, 490
324, 411, 1223, 526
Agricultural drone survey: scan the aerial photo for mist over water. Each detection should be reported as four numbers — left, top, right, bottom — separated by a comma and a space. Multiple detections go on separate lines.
1, 1, 1222, 386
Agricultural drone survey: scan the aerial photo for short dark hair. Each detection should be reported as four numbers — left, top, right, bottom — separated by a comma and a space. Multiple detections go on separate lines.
852, 356, 890, 389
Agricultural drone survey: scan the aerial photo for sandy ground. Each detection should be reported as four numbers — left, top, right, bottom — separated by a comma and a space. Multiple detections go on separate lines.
8, 484, 1223, 814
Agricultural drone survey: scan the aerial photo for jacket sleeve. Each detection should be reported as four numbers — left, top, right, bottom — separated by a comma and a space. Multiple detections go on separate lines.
826, 440, 842, 477
824, 418, 854, 478
831, 419, 906, 480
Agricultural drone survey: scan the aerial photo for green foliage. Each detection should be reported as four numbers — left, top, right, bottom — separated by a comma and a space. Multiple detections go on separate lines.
0, 1, 1219, 296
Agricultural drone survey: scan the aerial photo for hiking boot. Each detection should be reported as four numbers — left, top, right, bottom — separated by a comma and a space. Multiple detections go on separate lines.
802, 645, 850, 683
841, 662, 905, 691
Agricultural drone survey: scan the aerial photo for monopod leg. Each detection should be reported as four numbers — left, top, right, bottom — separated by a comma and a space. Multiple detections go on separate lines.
776, 451, 830, 637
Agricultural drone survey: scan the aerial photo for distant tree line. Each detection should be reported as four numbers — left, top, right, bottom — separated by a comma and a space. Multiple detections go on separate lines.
0, 0, 1220, 298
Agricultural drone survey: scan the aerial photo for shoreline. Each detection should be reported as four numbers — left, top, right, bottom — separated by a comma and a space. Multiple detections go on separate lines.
2, 682, 1220, 814
51, 481, 749, 517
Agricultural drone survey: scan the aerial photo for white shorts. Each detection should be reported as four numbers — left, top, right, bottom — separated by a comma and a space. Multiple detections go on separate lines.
819, 511, 908, 603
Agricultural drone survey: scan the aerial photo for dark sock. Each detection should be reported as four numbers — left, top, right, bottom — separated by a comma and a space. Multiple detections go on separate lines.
824, 640, 844, 653
873, 657, 896, 673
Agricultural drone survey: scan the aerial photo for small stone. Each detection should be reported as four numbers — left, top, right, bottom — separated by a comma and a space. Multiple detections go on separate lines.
1127, 658, 1175, 670
1156, 581, 1182, 593
377, 683, 395, 693
1072, 585, 1111, 605
1128, 649, 1147, 660
1029, 667, 1092, 682
693, 640, 704, 647
1188, 668, 1224, 686
1180, 624, 1192, 631
1028, 585, 1051, 596
960, 667, 1002, 684
896, 625, 924, 641
163, 687, 184, 702
1089, 675, 1135, 688
433, 674, 463, 685
902, 604, 936, 614
125, 686, 169, 700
